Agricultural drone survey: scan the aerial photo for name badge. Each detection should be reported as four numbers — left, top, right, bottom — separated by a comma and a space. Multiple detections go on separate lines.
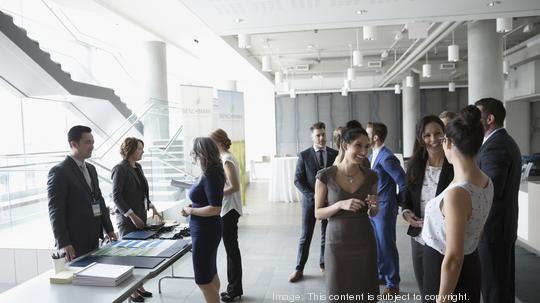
92, 200, 102, 217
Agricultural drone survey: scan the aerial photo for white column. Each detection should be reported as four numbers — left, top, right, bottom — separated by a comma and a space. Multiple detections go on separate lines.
402, 72, 420, 158
467, 20, 504, 104
142, 41, 169, 141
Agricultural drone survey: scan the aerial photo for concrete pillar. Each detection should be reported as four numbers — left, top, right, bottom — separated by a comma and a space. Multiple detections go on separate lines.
467, 20, 504, 104
141, 41, 169, 142
402, 72, 420, 158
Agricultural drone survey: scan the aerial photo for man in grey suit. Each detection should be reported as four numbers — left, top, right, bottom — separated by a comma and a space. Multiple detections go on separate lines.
475, 98, 522, 303
48, 125, 117, 261
289, 122, 338, 282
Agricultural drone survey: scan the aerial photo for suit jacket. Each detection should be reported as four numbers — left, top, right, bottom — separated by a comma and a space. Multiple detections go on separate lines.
47, 156, 114, 257
294, 146, 338, 206
369, 146, 406, 204
402, 158, 454, 237
477, 128, 521, 243
111, 160, 150, 233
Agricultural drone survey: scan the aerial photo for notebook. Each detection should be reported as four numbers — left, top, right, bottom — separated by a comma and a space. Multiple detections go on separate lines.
72, 263, 134, 287
122, 230, 156, 240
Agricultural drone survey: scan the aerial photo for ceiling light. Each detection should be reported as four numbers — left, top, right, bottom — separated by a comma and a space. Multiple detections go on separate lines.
307, 44, 314, 49
353, 50, 363, 67
290, 88, 297, 99
363, 26, 376, 40
381, 50, 389, 59
523, 24, 534, 33
341, 87, 348, 96
274, 71, 282, 85
487, 1, 501, 7
356, 10, 368, 15
235, 18, 244, 23
503, 59, 509, 75
347, 68, 355, 81
449, 82, 456, 92
448, 31, 459, 62
496, 17, 513, 33
238, 33, 251, 48
423, 53, 432, 78
394, 84, 401, 94
406, 75, 414, 87
262, 55, 272, 72
394, 33, 403, 41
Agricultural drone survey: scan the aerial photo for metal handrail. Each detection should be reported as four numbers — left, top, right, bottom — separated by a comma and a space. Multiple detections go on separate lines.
163, 125, 184, 153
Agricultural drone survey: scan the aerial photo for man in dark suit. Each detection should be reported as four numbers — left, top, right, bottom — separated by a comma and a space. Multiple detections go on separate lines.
475, 98, 522, 303
48, 125, 116, 261
367, 122, 406, 295
289, 122, 338, 282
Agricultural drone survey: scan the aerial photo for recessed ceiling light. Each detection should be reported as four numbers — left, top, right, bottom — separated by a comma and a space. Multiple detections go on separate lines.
356, 10, 368, 15
235, 18, 244, 23
487, 1, 501, 7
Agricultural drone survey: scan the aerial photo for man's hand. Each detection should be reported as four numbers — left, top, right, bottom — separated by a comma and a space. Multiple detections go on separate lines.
128, 213, 145, 229
62, 245, 76, 261
107, 231, 118, 242
181, 206, 192, 217
403, 210, 423, 228
151, 206, 163, 222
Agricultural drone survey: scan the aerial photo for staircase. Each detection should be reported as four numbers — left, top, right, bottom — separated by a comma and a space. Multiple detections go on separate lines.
141, 139, 193, 202
0, 10, 142, 134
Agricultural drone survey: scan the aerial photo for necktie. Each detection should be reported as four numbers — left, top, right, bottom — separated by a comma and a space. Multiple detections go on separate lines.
80, 163, 92, 190
318, 150, 324, 169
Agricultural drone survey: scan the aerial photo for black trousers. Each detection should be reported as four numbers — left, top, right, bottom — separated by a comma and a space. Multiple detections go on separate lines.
295, 203, 328, 271
410, 238, 425, 294
423, 245, 481, 303
222, 209, 243, 294
478, 237, 515, 303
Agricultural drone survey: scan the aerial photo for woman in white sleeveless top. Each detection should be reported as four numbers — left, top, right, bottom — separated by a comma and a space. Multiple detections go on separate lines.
210, 129, 243, 302
421, 106, 493, 303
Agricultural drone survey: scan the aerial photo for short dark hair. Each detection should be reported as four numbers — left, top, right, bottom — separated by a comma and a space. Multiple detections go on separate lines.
367, 122, 388, 142
120, 137, 144, 159
68, 125, 92, 144
475, 98, 506, 126
445, 105, 484, 157
310, 122, 326, 132
342, 121, 368, 144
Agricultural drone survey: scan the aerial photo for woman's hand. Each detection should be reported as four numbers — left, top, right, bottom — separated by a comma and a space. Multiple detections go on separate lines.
366, 194, 378, 209
403, 210, 423, 227
128, 213, 145, 229
181, 205, 192, 217
340, 198, 365, 212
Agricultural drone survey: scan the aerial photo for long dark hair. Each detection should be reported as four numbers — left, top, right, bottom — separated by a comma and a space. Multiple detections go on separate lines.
445, 105, 484, 157
406, 115, 445, 189
192, 137, 224, 177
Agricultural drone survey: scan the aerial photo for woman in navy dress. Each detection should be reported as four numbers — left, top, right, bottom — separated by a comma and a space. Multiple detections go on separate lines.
181, 137, 225, 303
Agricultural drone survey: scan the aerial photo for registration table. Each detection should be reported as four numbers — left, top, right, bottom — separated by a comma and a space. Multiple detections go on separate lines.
0, 239, 192, 303
268, 156, 301, 202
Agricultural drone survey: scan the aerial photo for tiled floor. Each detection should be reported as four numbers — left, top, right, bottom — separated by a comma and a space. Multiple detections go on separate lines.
142, 180, 422, 303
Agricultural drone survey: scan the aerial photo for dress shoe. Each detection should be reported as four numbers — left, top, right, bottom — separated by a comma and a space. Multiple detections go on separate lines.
381, 287, 399, 296
288, 270, 303, 283
221, 292, 242, 302
137, 289, 153, 298
130, 293, 145, 302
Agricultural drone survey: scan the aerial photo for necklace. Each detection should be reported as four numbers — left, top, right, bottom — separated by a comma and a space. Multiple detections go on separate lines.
345, 174, 355, 183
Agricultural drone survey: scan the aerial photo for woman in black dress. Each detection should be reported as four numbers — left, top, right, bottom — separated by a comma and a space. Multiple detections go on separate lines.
112, 137, 162, 302
181, 137, 225, 303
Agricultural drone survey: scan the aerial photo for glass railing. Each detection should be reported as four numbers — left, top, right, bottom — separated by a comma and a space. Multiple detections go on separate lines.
0, 97, 197, 229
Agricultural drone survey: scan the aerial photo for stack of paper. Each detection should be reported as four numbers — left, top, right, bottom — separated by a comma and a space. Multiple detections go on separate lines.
49, 267, 81, 284
72, 263, 134, 287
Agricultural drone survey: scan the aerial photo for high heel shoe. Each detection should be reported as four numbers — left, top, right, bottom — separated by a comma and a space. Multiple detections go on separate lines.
130, 293, 145, 302
137, 289, 153, 298
221, 292, 242, 302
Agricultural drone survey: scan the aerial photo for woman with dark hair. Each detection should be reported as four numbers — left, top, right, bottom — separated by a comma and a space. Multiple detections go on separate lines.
181, 137, 225, 303
112, 137, 161, 302
421, 106, 493, 303
314, 122, 380, 302
210, 129, 243, 302
333, 120, 370, 168
401, 115, 454, 293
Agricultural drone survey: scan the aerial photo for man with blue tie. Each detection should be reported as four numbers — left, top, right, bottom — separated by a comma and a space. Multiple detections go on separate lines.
289, 122, 338, 282
366, 122, 406, 295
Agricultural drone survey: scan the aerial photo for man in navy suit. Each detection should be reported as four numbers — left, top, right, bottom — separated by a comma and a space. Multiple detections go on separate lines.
289, 122, 338, 282
475, 98, 521, 303
48, 125, 117, 261
366, 122, 406, 295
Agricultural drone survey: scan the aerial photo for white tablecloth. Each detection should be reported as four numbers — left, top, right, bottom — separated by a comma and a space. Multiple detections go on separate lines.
268, 157, 301, 202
